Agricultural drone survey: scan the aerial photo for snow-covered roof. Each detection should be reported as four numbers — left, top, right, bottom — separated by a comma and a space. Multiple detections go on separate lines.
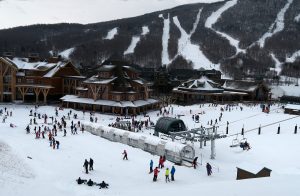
177, 76, 223, 93
60, 95, 159, 108
84, 76, 117, 84
222, 80, 259, 92
43, 62, 68, 78
285, 104, 300, 110
237, 163, 271, 174
271, 85, 300, 98
8, 57, 57, 71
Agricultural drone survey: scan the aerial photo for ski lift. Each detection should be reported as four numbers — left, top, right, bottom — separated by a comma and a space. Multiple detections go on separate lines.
230, 138, 240, 147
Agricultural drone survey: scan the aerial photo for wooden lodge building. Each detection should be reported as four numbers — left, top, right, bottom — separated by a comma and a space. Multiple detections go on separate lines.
0, 54, 83, 103
61, 64, 160, 115
173, 77, 270, 104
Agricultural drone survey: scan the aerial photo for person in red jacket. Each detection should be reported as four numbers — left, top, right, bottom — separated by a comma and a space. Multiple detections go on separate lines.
153, 167, 160, 182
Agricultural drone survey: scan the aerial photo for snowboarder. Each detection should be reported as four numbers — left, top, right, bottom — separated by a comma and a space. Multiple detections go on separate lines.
170, 166, 176, 181
149, 160, 153, 173
165, 168, 170, 183
122, 150, 128, 160
83, 159, 89, 174
206, 162, 212, 176
89, 158, 94, 171
153, 167, 159, 182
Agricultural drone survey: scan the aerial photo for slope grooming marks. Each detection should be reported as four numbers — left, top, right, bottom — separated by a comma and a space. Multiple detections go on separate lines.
257, 0, 294, 48
205, 0, 244, 54
172, 9, 214, 70
103, 27, 118, 40
160, 14, 171, 65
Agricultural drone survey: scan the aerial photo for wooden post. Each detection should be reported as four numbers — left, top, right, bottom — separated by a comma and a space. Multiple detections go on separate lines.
33, 87, 41, 103
41, 88, 50, 104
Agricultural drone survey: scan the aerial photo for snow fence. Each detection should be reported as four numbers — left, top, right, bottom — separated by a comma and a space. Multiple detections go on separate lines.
83, 122, 195, 164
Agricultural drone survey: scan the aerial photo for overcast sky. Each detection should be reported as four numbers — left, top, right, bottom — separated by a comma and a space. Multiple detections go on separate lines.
0, 0, 224, 29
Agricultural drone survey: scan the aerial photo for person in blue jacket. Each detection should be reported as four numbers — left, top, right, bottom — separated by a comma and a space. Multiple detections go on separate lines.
149, 160, 153, 173
170, 166, 176, 181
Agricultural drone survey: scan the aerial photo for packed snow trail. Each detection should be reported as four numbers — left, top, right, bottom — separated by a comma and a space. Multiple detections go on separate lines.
257, 0, 294, 48
160, 14, 171, 65
172, 9, 214, 69
286, 50, 300, 63
124, 26, 150, 55
103, 27, 118, 40
270, 53, 282, 74
205, 0, 245, 54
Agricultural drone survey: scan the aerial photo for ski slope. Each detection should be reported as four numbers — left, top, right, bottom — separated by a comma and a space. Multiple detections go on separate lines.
205, 0, 245, 54
160, 14, 171, 65
124, 26, 150, 55
103, 28, 118, 40
1, 103, 300, 196
172, 9, 215, 70
257, 0, 294, 48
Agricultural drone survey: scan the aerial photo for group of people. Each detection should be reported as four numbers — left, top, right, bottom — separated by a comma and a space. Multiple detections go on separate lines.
150, 157, 176, 183
76, 177, 109, 189
83, 158, 94, 174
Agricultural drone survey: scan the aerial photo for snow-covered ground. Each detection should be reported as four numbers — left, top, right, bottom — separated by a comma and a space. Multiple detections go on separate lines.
1, 103, 300, 195
256, 0, 294, 48
59, 48, 75, 59
295, 14, 300, 22
103, 28, 118, 40
286, 50, 300, 63
172, 9, 216, 70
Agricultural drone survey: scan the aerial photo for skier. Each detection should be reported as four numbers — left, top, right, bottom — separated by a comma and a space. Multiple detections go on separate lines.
192, 157, 198, 169
165, 168, 170, 183
170, 166, 176, 181
83, 159, 89, 174
206, 162, 212, 176
159, 156, 164, 168
153, 167, 159, 182
149, 160, 153, 173
122, 150, 128, 160
89, 158, 94, 171
56, 140, 60, 149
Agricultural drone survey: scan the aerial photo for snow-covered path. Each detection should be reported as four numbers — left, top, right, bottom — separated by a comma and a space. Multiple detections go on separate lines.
1, 104, 300, 196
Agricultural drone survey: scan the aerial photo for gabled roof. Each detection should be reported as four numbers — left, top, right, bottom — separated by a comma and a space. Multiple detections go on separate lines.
177, 76, 223, 93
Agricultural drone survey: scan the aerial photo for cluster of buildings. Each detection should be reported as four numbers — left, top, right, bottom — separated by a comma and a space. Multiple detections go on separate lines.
0, 53, 271, 114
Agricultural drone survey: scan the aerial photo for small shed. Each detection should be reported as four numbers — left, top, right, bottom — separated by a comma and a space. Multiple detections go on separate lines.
155, 117, 186, 135
284, 104, 300, 115
236, 166, 272, 180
